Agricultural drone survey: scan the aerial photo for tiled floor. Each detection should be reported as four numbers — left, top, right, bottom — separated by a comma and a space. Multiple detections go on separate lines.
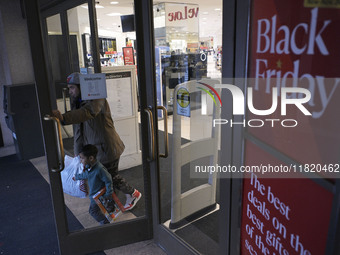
105, 240, 167, 255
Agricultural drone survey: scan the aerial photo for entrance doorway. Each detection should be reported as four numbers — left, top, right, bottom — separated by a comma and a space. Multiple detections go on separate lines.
24, 0, 231, 254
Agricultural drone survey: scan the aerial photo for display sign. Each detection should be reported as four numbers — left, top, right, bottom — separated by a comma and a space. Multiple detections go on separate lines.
105, 71, 133, 119
176, 87, 190, 117
79, 73, 107, 100
241, 142, 334, 255
165, 3, 199, 33
247, 0, 340, 165
240, 1, 338, 254
122, 47, 135, 65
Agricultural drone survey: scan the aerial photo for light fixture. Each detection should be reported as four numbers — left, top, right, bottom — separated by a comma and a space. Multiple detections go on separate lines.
214, 8, 221, 11
107, 12, 121, 16
110, 1, 119, 4
81, 4, 104, 9
203, 12, 208, 15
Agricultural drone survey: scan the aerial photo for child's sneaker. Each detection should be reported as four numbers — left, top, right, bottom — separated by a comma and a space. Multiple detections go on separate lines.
124, 189, 142, 211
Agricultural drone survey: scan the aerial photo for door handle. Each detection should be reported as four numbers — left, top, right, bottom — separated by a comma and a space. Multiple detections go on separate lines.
157, 106, 168, 158
144, 107, 155, 161
44, 115, 65, 172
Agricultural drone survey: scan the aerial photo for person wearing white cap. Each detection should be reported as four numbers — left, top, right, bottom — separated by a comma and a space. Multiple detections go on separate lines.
52, 72, 141, 211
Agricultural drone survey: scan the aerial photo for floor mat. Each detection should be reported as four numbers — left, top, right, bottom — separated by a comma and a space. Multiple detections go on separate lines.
0, 155, 85, 255
174, 211, 219, 255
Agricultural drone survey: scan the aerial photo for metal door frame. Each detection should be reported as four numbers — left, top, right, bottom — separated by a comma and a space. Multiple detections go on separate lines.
23, 0, 153, 254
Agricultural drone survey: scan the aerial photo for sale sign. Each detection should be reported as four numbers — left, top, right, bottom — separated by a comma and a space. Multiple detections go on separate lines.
247, 0, 340, 165
123, 47, 135, 66
241, 141, 334, 255
240, 1, 337, 254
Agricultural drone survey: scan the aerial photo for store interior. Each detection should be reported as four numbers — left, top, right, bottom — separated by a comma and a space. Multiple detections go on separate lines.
46, 0, 222, 107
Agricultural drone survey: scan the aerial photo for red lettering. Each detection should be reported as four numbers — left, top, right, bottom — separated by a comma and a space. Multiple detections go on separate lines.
167, 6, 199, 22
191, 7, 199, 18
188, 8, 194, 18
168, 13, 173, 22
176, 11, 183, 20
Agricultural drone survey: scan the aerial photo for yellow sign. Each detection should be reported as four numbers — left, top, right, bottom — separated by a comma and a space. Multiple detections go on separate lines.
177, 88, 190, 108
304, 0, 340, 8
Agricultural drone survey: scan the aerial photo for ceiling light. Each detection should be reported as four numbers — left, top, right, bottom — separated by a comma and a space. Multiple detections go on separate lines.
214, 8, 221, 11
81, 4, 104, 9
203, 12, 208, 15
107, 13, 121, 16
110, 1, 119, 4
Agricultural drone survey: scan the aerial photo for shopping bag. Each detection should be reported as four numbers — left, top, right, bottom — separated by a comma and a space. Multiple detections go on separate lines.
61, 155, 88, 198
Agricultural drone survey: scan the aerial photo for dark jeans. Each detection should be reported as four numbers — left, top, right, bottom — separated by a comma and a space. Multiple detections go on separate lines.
104, 158, 134, 195
89, 201, 109, 225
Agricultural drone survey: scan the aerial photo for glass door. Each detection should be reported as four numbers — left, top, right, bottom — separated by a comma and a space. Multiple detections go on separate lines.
149, 0, 235, 254
24, 0, 154, 254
